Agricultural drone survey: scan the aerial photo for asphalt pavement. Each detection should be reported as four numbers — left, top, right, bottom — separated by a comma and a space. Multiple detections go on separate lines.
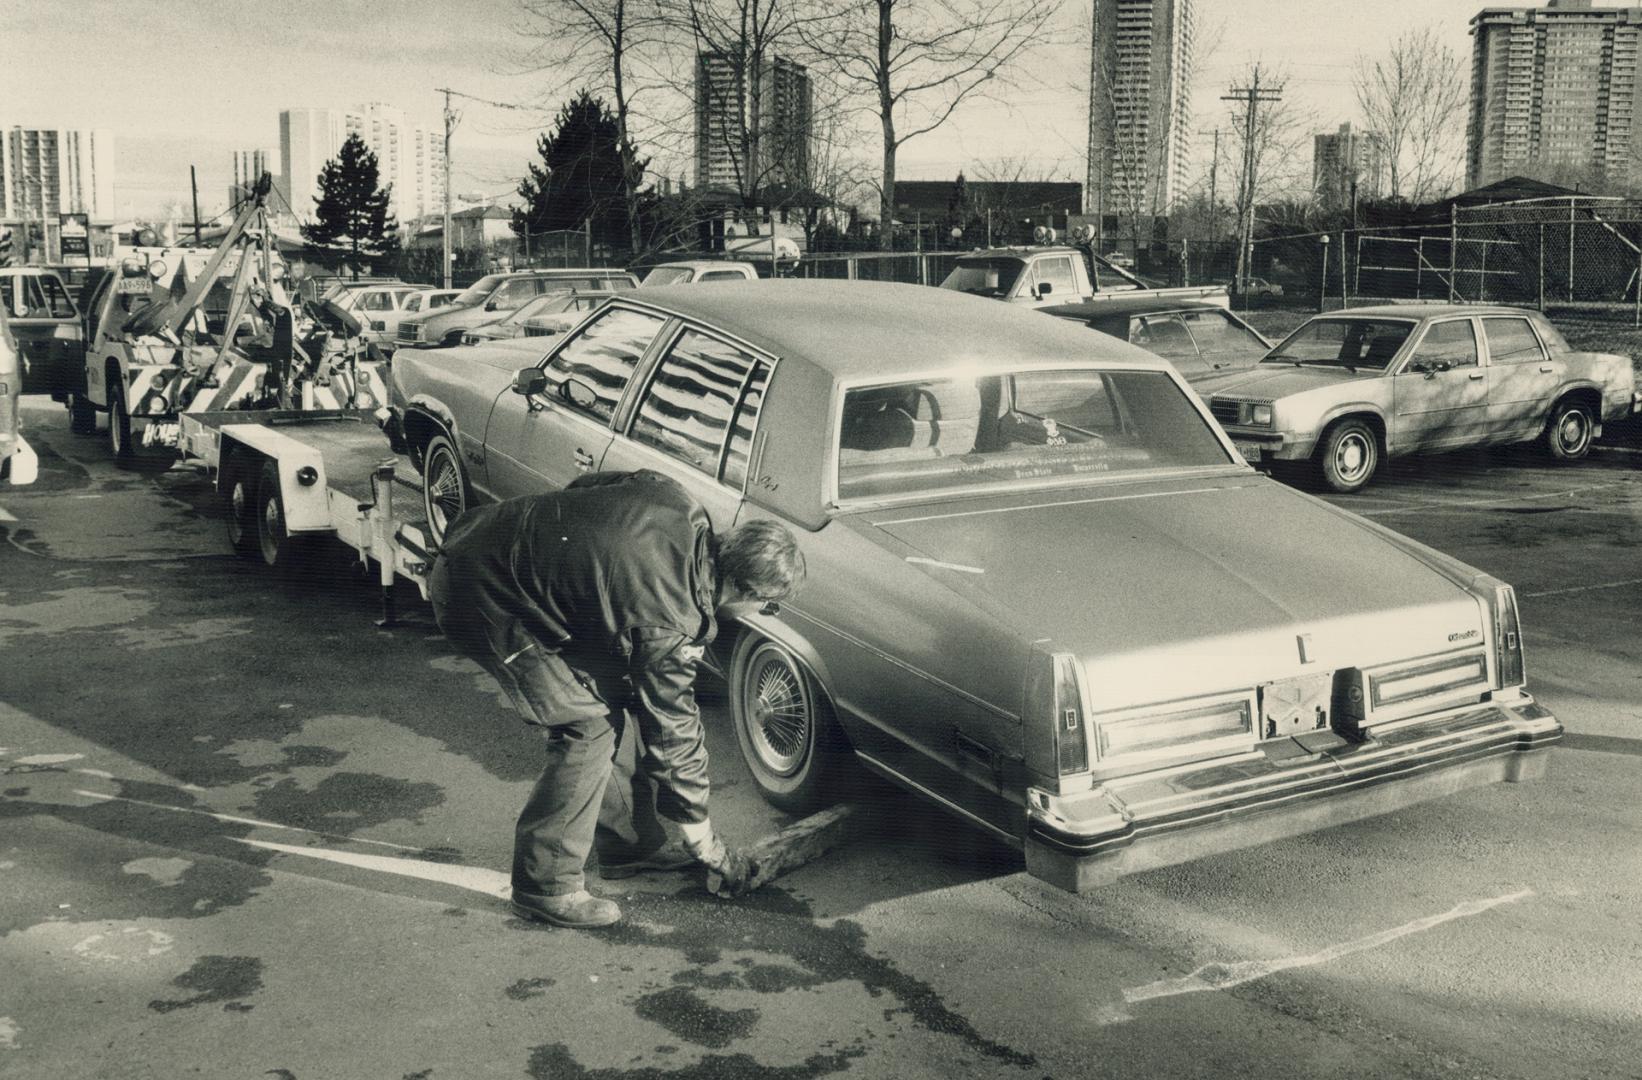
2, 397, 1639, 1080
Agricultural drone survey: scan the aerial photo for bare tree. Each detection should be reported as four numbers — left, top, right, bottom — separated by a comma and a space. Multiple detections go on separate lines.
1353, 27, 1468, 203
514, 0, 682, 251
1222, 62, 1309, 287
803, 0, 1057, 242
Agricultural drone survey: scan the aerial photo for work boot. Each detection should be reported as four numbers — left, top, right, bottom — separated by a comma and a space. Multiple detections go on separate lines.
598, 843, 697, 880
510, 889, 621, 928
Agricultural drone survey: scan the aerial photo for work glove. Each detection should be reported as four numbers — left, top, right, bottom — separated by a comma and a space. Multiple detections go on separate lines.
684, 828, 760, 899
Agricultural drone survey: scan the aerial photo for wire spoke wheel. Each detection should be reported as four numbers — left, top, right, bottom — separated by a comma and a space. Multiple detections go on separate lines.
421, 434, 468, 549
741, 644, 814, 777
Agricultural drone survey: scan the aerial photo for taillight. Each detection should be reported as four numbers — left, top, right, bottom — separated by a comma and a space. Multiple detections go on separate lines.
1096, 696, 1253, 760
1492, 584, 1525, 689
1024, 648, 1091, 788
1053, 653, 1088, 776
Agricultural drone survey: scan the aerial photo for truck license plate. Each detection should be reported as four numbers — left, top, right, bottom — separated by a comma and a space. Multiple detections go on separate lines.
115, 276, 152, 295
1233, 441, 1263, 463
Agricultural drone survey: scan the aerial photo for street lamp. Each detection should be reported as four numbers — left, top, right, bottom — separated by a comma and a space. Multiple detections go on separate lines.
1319, 233, 1331, 312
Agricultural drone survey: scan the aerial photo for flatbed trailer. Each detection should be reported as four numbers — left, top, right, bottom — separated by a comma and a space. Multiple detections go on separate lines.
177, 409, 435, 623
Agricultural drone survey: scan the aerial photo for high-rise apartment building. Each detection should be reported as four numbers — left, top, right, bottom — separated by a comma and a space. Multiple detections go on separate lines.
0, 126, 116, 223
694, 52, 813, 193
229, 148, 278, 210
1087, 0, 1195, 218
1467, 0, 1642, 188
1313, 123, 1386, 209
279, 104, 444, 222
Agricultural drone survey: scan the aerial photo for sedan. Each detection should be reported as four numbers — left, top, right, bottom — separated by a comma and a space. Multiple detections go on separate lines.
1198, 304, 1641, 492
463, 290, 619, 343
1043, 297, 1271, 382
392, 282, 1560, 892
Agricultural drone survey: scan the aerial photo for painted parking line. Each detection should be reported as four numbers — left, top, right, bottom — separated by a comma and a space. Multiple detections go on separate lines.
71, 789, 428, 852
1523, 575, 1642, 598
1354, 481, 1629, 517
1116, 888, 1534, 1013
0, 506, 15, 522
239, 838, 511, 899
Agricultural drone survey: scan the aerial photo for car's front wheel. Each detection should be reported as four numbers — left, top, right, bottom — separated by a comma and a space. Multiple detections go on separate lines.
1543, 398, 1594, 461
1317, 418, 1379, 493
728, 634, 845, 813
420, 432, 470, 550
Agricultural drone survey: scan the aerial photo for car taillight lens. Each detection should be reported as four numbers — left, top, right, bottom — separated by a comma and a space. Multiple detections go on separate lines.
1052, 654, 1088, 776
1097, 698, 1253, 759
1492, 584, 1525, 689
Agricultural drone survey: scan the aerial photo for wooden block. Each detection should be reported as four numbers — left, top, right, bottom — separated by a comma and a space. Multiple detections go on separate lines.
707, 802, 866, 896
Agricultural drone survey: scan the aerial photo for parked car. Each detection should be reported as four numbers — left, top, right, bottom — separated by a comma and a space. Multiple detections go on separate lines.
939, 244, 1228, 309
1198, 304, 1642, 493
392, 281, 1560, 892
0, 266, 83, 397
1243, 277, 1284, 298
1043, 297, 1272, 382
400, 289, 461, 318
395, 269, 639, 348
463, 289, 621, 342
642, 261, 759, 285
319, 283, 430, 348
1, 306, 39, 485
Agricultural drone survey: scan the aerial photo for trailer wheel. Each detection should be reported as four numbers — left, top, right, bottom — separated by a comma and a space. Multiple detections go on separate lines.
421, 433, 470, 550
253, 458, 308, 569
222, 459, 258, 558
68, 393, 97, 435
728, 633, 847, 813
107, 379, 134, 466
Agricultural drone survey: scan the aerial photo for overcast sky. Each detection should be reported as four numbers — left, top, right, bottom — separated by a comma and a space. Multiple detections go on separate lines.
1, 0, 1505, 219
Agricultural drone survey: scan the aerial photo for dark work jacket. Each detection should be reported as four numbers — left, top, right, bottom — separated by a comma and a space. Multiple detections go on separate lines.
432, 470, 720, 824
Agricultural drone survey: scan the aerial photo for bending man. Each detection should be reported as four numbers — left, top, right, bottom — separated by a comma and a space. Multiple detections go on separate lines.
429, 469, 805, 928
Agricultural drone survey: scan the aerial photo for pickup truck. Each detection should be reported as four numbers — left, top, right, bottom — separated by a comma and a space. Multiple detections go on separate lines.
939, 243, 1228, 310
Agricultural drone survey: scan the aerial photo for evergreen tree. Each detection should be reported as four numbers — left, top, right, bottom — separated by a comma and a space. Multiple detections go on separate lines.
513, 91, 645, 254
302, 134, 400, 278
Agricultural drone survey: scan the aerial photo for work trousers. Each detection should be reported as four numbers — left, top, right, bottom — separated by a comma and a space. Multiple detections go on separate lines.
432, 595, 672, 899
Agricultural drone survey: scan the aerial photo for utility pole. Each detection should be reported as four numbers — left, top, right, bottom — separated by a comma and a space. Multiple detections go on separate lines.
1221, 71, 1283, 294
436, 87, 524, 289
1208, 128, 1219, 239
190, 166, 202, 245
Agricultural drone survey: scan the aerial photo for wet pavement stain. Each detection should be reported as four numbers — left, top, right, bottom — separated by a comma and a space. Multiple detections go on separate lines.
632, 986, 759, 1049
572, 889, 1038, 1070
526, 1042, 864, 1080
148, 955, 264, 1013
505, 976, 557, 1000
250, 772, 446, 832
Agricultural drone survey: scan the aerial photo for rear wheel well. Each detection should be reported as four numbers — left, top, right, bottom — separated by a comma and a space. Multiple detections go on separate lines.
1550, 387, 1601, 422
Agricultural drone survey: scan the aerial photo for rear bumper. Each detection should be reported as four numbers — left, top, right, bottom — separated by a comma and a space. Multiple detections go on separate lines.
1025, 694, 1559, 892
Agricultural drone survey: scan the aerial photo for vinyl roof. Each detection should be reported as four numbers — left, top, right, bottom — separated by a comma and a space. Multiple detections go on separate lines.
619, 280, 1165, 379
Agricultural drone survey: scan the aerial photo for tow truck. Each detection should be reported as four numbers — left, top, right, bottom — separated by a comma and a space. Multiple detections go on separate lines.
78, 173, 391, 465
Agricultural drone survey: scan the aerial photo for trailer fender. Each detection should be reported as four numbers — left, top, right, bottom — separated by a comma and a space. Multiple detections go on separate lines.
216, 424, 334, 534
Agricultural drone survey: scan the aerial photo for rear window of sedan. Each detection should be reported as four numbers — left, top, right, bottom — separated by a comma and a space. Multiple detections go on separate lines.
836, 369, 1231, 501
1265, 318, 1415, 371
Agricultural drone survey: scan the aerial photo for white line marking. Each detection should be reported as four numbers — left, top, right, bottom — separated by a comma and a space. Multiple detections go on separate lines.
239, 838, 511, 899
1120, 888, 1533, 1008
1523, 576, 1642, 598
72, 790, 425, 851
13, 753, 84, 766
904, 556, 985, 574
0, 507, 15, 522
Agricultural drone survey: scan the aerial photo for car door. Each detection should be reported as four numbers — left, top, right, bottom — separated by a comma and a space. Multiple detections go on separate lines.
1480, 315, 1559, 442
481, 305, 670, 497
1027, 255, 1077, 303
1390, 318, 1487, 451
599, 324, 773, 534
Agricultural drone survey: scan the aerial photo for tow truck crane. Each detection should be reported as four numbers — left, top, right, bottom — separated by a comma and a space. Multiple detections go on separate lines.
81, 172, 391, 464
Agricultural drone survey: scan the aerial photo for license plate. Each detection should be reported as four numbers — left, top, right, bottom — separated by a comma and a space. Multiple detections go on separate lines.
1233, 440, 1263, 463
1261, 672, 1334, 739
115, 276, 152, 295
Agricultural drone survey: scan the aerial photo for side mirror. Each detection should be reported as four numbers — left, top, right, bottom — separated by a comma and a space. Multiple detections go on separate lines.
560, 376, 598, 411
758, 600, 781, 617
512, 367, 549, 398
484, 299, 499, 312
1036, 281, 1054, 298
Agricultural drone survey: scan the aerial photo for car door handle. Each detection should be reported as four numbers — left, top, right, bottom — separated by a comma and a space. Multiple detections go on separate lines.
1468, 372, 1485, 380
1539, 364, 1554, 373
573, 449, 595, 470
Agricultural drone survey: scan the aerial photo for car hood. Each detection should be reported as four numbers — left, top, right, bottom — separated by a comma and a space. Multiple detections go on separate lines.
847, 476, 1485, 710
1194, 363, 1374, 399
